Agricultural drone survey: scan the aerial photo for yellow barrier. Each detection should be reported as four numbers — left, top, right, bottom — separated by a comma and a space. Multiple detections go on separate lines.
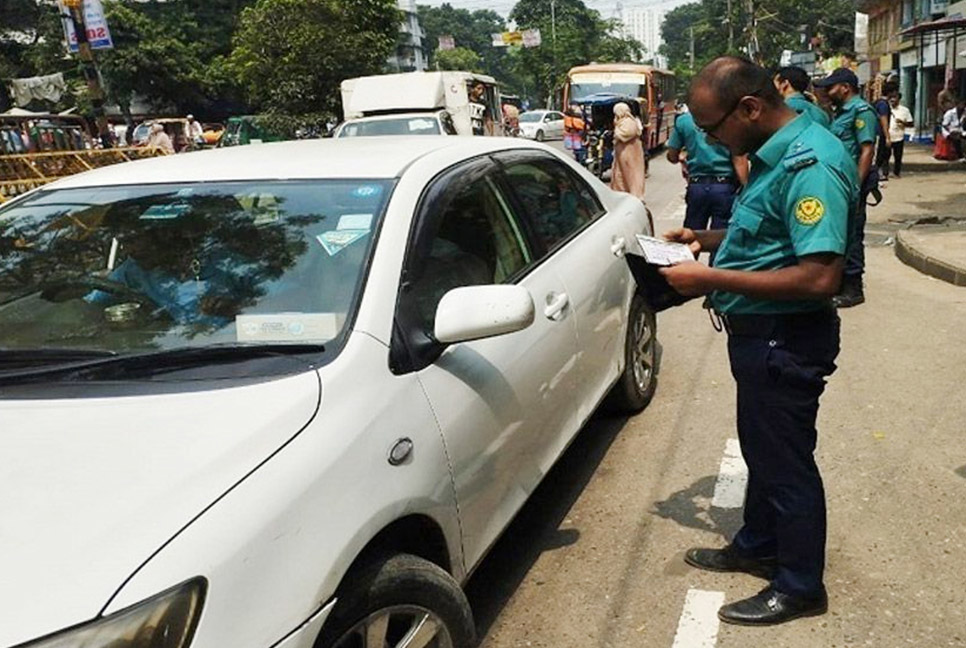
0, 147, 169, 201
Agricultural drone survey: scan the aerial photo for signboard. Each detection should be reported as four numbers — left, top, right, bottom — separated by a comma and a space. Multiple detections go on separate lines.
438, 35, 455, 51
491, 29, 541, 48
59, 0, 114, 52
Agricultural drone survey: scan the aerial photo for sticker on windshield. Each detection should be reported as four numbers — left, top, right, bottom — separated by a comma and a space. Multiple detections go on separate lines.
140, 204, 189, 220
316, 229, 367, 256
353, 185, 382, 198
337, 213, 373, 231
236, 313, 339, 343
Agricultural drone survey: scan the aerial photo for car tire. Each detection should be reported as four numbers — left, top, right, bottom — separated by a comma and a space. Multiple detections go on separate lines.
535, 130, 545, 142
604, 293, 657, 414
315, 553, 476, 648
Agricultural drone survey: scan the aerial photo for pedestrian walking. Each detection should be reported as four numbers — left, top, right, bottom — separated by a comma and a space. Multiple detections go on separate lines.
563, 105, 587, 164
773, 66, 831, 128
872, 83, 898, 180
884, 94, 913, 177
660, 55, 856, 627
666, 109, 748, 264
609, 102, 646, 200
813, 67, 877, 308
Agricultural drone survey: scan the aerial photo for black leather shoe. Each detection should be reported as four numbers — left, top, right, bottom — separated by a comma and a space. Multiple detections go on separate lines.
684, 545, 777, 579
833, 277, 865, 308
718, 586, 828, 626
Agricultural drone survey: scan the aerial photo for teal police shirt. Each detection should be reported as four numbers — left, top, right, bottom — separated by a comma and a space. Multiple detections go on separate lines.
785, 92, 831, 129
710, 114, 858, 315
668, 112, 735, 178
830, 95, 877, 162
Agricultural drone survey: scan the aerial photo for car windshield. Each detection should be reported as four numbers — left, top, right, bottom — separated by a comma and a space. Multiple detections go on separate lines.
0, 179, 393, 357
340, 117, 440, 137
570, 82, 645, 101
518, 112, 543, 123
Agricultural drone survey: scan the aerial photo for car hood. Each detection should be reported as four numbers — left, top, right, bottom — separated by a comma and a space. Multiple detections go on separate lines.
0, 371, 321, 647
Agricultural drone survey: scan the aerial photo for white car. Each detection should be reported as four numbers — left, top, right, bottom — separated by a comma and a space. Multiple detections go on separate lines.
517, 110, 566, 141
334, 111, 458, 138
0, 137, 657, 648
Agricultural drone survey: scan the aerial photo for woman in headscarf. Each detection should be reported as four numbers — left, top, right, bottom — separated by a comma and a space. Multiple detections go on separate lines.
609, 102, 646, 200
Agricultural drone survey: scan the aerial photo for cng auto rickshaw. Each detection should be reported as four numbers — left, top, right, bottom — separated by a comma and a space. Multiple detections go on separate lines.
573, 93, 646, 179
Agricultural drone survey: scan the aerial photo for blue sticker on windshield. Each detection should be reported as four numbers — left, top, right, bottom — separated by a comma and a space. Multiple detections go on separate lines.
353, 185, 381, 198
316, 229, 367, 256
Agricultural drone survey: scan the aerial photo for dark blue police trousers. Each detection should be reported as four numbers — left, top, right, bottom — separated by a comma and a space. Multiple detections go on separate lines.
727, 311, 840, 598
684, 180, 737, 232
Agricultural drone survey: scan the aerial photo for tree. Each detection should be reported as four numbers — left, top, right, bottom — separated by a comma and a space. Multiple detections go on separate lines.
229, 0, 400, 115
417, 5, 509, 78
435, 46, 483, 73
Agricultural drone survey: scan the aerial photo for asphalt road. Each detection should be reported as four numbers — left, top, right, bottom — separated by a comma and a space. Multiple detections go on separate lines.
465, 145, 966, 648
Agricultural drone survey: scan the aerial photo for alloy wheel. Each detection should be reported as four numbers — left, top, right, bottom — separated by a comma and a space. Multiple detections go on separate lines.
631, 308, 655, 393
332, 605, 454, 648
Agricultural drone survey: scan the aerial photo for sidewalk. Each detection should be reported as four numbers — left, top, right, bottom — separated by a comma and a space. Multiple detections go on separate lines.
869, 143, 966, 286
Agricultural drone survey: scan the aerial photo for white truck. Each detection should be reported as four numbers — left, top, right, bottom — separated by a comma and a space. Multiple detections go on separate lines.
337, 71, 504, 138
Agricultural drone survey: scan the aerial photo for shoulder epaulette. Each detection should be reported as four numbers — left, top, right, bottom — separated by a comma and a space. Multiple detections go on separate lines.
782, 146, 818, 171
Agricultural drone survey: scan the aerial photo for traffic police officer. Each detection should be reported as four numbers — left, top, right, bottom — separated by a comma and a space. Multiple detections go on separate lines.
666, 110, 749, 260
814, 67, 877, 307
661, 56, 857, 626
773, 66, 831, 128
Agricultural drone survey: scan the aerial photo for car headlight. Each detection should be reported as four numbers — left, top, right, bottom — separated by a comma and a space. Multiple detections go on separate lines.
20, 578, 205, 648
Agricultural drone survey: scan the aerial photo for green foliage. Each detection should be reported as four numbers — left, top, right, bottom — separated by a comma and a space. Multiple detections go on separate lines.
229, 0, 401, 115
416, 4, 506, 77
660, 0, 856, 79
435, 47, 483, 73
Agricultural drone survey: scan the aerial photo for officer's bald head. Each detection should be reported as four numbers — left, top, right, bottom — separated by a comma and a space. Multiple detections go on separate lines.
691, 57, 783, 109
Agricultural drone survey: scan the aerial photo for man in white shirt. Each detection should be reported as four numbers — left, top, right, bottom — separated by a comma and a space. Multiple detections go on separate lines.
941, 99, 965, 159
885, 94, 914, 177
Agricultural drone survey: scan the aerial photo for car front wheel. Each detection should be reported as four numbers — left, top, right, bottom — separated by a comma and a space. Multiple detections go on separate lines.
604, 293, 657, 413
316, 554, 476, 648
535, 130, 545, 142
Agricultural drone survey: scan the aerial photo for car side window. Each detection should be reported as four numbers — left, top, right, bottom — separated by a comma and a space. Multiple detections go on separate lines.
501, 156, 604, 253
401, 166, 532, 339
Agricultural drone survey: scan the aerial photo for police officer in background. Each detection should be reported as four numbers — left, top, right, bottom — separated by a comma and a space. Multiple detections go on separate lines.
814, 67, 877, 308
773, 66, 831, 128
667, 109, 749, 260
661, 56, 857, 626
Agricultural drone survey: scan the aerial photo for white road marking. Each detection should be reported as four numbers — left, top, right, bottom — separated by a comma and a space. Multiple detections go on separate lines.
671, 589, 726, 648
711, 438, 747, 509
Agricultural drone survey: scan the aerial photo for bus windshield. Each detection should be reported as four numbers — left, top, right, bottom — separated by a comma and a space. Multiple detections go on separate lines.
569, 82, 645, 101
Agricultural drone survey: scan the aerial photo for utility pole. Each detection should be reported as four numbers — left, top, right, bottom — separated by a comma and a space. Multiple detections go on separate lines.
726, 0, 734, 52
62, 0, 111, 147
550, 0, 558, 109
689, 26, 695, 72
745, 0, 759, 63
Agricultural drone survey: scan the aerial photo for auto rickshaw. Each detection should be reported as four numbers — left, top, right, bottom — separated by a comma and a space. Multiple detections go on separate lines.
573, 93, 645, 179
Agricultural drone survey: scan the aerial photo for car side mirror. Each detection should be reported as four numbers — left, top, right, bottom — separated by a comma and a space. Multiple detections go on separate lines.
434, 285, 534, 344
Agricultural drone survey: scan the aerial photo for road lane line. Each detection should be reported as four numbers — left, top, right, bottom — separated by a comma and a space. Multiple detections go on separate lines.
712, 438, 747, 508
671, 589, 726, 648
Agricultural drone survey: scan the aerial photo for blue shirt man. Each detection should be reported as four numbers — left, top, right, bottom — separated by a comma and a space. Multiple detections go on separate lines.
666, 112, 747, 251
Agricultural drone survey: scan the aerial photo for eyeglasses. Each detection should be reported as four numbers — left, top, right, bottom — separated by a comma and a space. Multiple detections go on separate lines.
695, 86, 768, 141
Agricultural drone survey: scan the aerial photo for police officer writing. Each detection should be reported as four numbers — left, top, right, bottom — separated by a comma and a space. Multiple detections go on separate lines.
661, 57, 857, 626
666, 108, 749, 259
814, 67, 877, 308
774, 66, 831, 129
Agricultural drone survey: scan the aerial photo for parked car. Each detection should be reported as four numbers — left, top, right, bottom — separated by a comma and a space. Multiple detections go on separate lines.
334, 110, 458, 138
0, 136, 657, 648
518, 109, 566, 141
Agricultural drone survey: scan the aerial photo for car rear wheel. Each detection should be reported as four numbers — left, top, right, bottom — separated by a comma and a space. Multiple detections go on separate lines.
535, 130, 545, 142
316, 554, 476, 648
604, 293, 657, 414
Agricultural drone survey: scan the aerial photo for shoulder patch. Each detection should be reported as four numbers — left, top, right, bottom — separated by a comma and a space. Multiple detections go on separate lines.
794, 197, 825, 225
855, 117, 866, 129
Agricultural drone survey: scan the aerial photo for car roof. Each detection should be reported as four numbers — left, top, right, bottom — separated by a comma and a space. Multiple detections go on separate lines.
42, 137, 554, 188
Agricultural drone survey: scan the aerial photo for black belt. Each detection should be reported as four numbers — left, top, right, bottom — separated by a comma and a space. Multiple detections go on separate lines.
719, 307, 835, 338
689, 175, 737, 185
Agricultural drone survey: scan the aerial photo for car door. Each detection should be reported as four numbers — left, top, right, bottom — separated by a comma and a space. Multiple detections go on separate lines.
495, 150, 632, 430
390, 156, 579, 571
549, 112, 566, 138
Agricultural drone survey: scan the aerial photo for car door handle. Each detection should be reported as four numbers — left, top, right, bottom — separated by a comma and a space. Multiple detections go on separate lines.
544, 292, 569, 320
611, 237, 627, 257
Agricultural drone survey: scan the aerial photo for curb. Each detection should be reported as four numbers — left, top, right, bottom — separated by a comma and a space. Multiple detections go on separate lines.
891, 162, 966, 174
894, 230, 966, 286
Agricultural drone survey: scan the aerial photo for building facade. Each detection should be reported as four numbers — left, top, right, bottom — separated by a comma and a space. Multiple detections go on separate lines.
860, 0, 966, 138
389, 0, 427, 73
623, 8, 666, 59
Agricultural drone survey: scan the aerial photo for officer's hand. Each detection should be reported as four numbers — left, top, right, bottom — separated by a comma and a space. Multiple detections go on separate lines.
663, 227, 702, 257
658, 261, 714, 296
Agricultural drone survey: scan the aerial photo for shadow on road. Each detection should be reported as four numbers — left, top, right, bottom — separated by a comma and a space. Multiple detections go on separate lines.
650, 474, 743, 542
464, 410, 630, 638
